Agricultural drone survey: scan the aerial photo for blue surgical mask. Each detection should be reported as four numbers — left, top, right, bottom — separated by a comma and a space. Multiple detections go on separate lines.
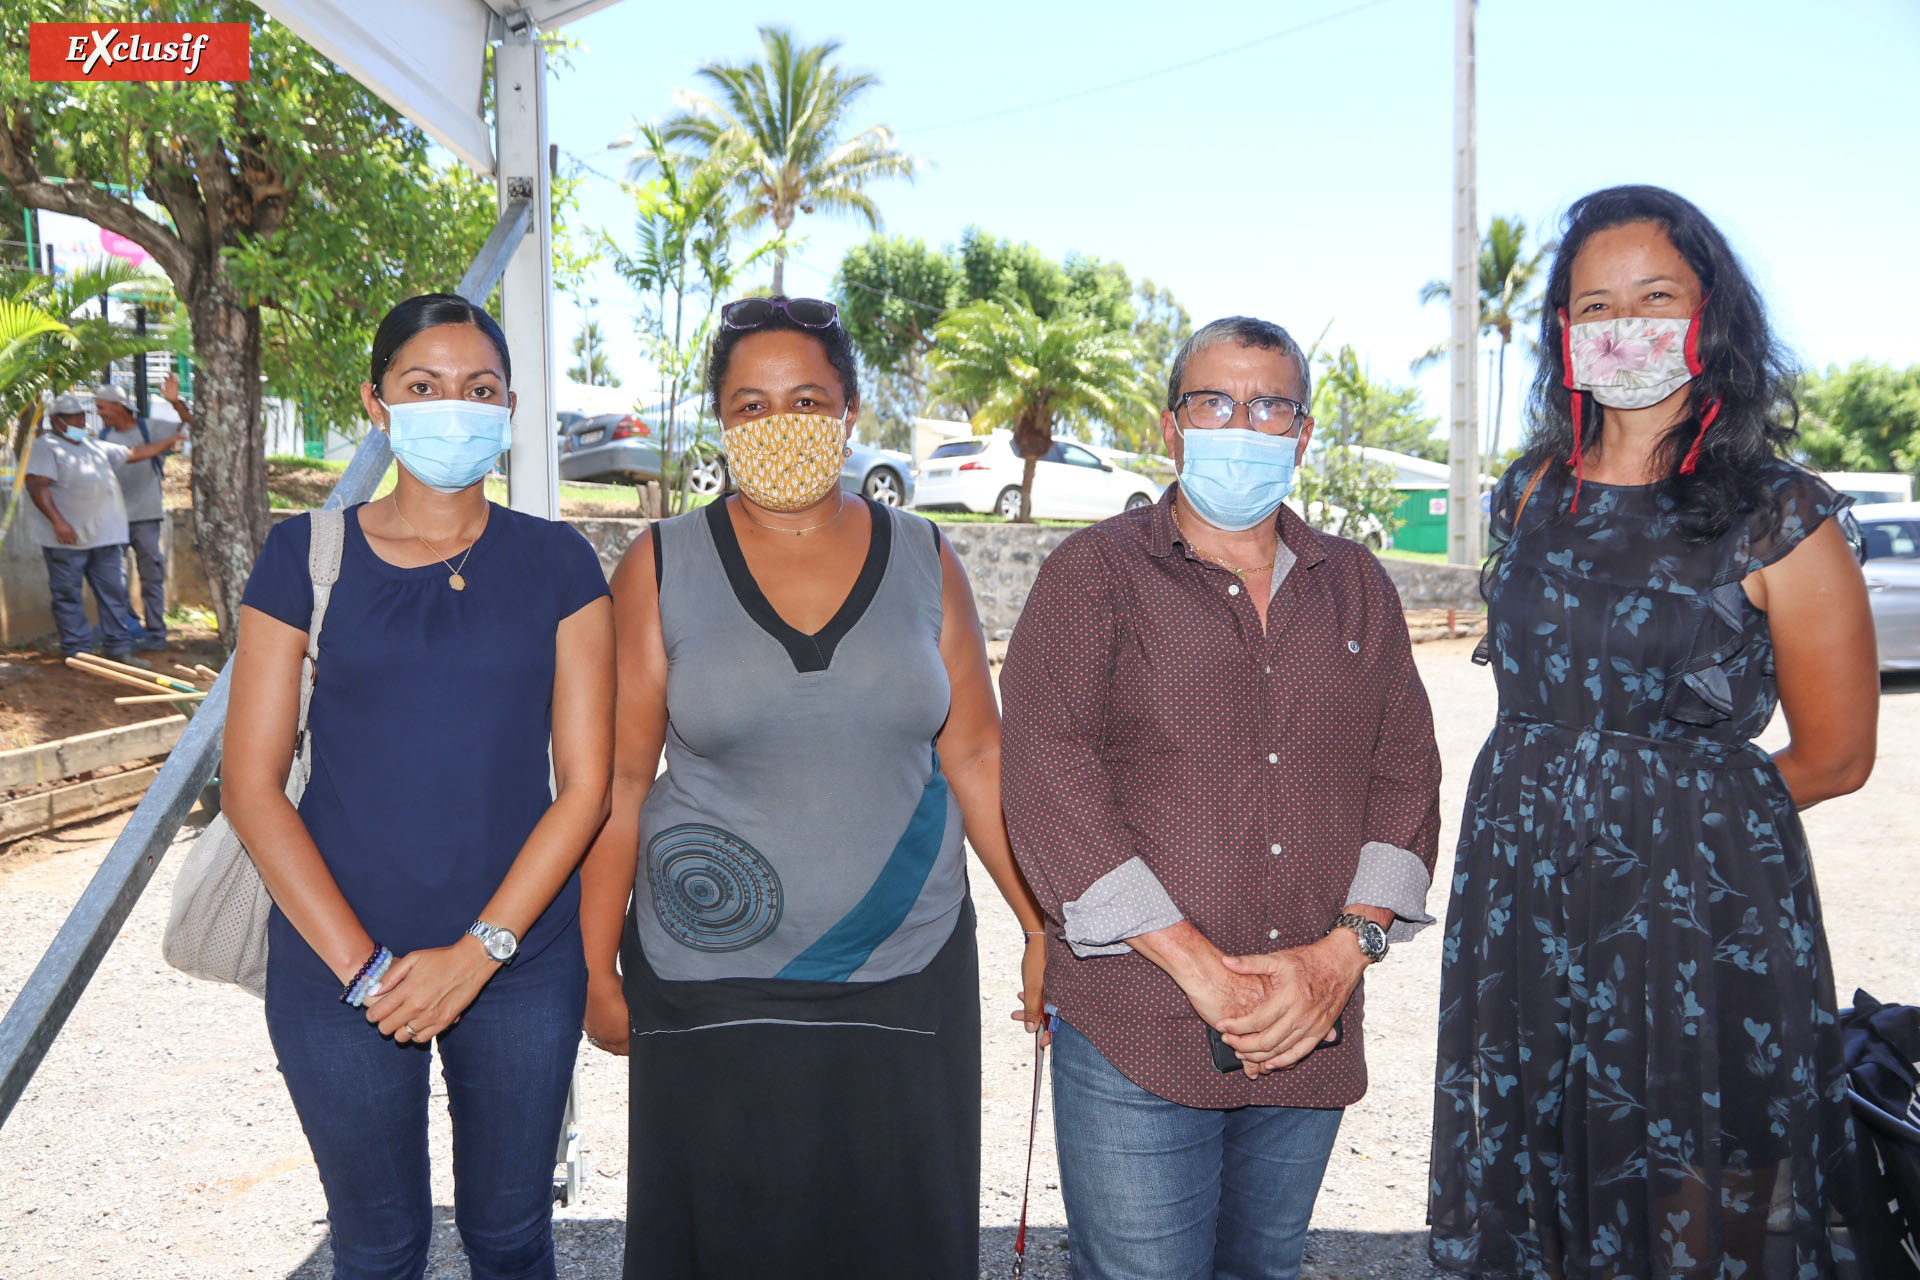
58, 423, 90, 445
383, 400, 512, 493
1176, 427, 1300, 531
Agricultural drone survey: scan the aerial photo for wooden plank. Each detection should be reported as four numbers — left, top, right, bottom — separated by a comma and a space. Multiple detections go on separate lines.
0, 717, 187, 792
0, 764, 163, 844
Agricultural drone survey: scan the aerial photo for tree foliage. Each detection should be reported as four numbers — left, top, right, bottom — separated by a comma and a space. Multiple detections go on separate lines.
606, 125, 779, 511
1314, 344, 1444, 461
640, 26, 915, 295
836, 229, 1180, 452
568, 317, 620, 387
1796, 360, 1920, 475
927, 300, 1154, 521
0, 259, 179, 550
0, 0, 508, 642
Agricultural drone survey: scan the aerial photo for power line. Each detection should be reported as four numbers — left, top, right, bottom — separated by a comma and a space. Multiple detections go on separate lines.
903, 0, 1399, 135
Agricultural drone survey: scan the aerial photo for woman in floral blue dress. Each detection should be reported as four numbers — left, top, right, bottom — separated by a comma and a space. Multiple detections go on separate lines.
1429, 185, 1879, 1278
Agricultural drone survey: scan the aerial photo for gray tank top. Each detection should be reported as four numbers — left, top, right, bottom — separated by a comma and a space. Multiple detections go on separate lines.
633, 497, 967, 984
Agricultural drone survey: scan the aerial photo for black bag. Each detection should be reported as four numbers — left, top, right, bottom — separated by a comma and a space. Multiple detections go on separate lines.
1842, 990, 1920, 1277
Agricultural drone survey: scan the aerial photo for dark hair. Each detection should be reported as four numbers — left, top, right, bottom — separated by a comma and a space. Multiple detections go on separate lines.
1166, 316, 1312, 411
1520, 184, 1798, 542
368, 293, 512, 393
704, 297, 859, 417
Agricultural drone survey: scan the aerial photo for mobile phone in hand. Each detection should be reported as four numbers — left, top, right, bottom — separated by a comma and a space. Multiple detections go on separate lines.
1206, 1015, 1343, 1073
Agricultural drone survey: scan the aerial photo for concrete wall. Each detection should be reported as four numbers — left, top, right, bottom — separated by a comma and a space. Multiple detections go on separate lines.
0, 505, 1482, 648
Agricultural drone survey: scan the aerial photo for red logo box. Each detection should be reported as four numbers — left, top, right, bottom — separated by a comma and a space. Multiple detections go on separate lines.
29, 23, 250, 82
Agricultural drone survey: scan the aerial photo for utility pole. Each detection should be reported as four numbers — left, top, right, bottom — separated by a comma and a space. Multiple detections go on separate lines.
1446, 0, 1482, 565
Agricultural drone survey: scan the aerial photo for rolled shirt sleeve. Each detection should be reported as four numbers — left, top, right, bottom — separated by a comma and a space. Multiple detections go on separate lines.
1345, 840, 1435, 942
1061, 856, 1186, 957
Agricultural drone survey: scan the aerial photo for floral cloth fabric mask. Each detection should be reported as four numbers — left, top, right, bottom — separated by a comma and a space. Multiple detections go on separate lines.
1558, 298, 1720, 512
723, 412, 848, 511
1566, 315, 1696, 410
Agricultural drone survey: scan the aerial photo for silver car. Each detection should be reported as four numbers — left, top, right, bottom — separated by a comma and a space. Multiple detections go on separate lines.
1857, 502, 1920, 672
561, 411, 915, 508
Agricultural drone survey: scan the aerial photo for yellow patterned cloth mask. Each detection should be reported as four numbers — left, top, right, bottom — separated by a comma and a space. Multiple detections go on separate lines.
723, 413, 848, 511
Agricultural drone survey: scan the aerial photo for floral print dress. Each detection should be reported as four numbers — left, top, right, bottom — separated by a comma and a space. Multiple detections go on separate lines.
1429, 459, 1862, 1279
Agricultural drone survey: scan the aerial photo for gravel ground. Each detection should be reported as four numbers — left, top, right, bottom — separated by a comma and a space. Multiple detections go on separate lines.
1, 640, 1914, 1278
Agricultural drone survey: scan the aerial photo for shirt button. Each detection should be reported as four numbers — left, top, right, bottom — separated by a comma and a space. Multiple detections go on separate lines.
1267, 752, 1279, 764
1270, 843, 1283, 855
1268, 928, 1280, 940
1228, 584, 1241, 596
1347, 639, 1360, 653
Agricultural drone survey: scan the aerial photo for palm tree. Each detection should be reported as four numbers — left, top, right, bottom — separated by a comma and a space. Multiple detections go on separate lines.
1415, 214, 1550, 475
928, 300, 1155, 522
637, 26, 917, 295
568, 318, 620, 388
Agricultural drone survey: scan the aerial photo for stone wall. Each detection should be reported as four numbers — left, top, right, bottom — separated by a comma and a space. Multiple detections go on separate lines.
0, 505, 1482, 648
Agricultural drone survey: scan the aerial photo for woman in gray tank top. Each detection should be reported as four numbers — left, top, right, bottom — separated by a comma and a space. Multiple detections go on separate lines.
576, 296, 1050, 1279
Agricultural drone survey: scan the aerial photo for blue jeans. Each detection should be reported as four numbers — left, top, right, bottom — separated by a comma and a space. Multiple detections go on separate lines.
42, 544, 133, 657
265, 943, 586, 1280
1050, 1018, 1343, 1280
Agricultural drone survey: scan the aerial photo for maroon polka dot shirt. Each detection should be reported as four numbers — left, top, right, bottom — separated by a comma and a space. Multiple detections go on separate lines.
1000, 489, 1442, 1108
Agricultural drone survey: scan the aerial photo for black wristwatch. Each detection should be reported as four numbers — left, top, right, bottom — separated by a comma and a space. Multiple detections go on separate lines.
1329, 912, 1389, 963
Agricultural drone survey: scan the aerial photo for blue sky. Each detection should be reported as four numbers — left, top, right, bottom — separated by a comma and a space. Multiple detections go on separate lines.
544, 0, 1920, 451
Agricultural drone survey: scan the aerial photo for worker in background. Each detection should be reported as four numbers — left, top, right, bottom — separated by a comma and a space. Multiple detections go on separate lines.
95, 373, 195, 649
24, 393, 184, 665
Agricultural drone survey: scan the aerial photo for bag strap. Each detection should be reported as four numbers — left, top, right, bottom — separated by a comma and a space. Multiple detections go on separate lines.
296, 509, 346, 743
1512, 457, 1554, 530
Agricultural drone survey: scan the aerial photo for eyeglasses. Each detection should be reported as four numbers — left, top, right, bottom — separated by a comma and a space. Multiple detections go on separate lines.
719, 297, 840, 331
1176, 390, 1308, 434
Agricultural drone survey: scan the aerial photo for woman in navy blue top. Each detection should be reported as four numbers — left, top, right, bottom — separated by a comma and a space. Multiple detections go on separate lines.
223, 294, 613, 1280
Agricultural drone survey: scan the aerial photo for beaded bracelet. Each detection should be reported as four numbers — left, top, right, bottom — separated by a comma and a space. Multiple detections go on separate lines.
350, 949, 393, 1007
340, 945, 393, 1007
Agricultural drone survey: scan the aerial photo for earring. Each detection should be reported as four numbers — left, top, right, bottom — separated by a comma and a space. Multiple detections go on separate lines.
843, 446, 852, 458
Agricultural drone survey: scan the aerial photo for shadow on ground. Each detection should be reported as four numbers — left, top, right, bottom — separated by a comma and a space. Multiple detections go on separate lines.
288, 1213, 1436, 1278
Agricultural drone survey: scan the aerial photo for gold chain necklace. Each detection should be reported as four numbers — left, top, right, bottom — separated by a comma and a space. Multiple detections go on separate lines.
1172, 501, 1275, 580
736, 493, 848, 536
392, 497, 486, 591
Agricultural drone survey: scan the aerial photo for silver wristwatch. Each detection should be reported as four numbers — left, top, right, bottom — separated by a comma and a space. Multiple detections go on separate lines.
467, 919, 519, 963
1330, 912, 1389, 963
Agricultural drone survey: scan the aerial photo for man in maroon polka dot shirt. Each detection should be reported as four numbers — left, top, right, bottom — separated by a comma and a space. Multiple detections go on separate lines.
1002, 316, 1443, 1280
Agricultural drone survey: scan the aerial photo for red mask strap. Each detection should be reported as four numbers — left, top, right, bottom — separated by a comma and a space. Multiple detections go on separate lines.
1682, 292, 1712, 376
1679, 397, 1721, 474
1678, 293, 1716, 473
1560, 309, 1584, 513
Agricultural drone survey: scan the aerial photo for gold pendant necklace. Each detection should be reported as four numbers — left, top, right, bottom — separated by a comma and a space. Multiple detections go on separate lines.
393, 497, 485, 590
1172, 502, 1275, 580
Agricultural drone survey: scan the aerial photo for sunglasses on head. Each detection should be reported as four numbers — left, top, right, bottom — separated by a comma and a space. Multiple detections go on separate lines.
719, 297, 839, 331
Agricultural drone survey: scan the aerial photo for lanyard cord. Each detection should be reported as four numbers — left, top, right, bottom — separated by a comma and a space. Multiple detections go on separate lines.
1012, 1025, 1046, 1278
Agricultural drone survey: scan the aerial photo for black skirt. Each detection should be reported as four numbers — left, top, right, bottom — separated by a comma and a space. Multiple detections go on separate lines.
622, 898, 980, 1280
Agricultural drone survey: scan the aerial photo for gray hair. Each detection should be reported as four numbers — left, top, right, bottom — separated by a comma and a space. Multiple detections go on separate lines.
1165, 316, 1312, 412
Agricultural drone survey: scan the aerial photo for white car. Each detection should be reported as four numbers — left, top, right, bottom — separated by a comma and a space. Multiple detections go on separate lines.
913, 431, 1162, 521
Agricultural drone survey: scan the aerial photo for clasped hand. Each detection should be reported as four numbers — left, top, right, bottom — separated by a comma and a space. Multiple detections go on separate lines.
1190, 936, 1367, 1079
363, 938, 498, 1042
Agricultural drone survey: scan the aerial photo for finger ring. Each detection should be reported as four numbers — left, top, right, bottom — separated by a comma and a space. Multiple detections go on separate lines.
402, 1023, 415, 1039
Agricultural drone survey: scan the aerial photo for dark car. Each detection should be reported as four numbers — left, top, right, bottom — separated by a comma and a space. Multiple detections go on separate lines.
559, 412, 726, 496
